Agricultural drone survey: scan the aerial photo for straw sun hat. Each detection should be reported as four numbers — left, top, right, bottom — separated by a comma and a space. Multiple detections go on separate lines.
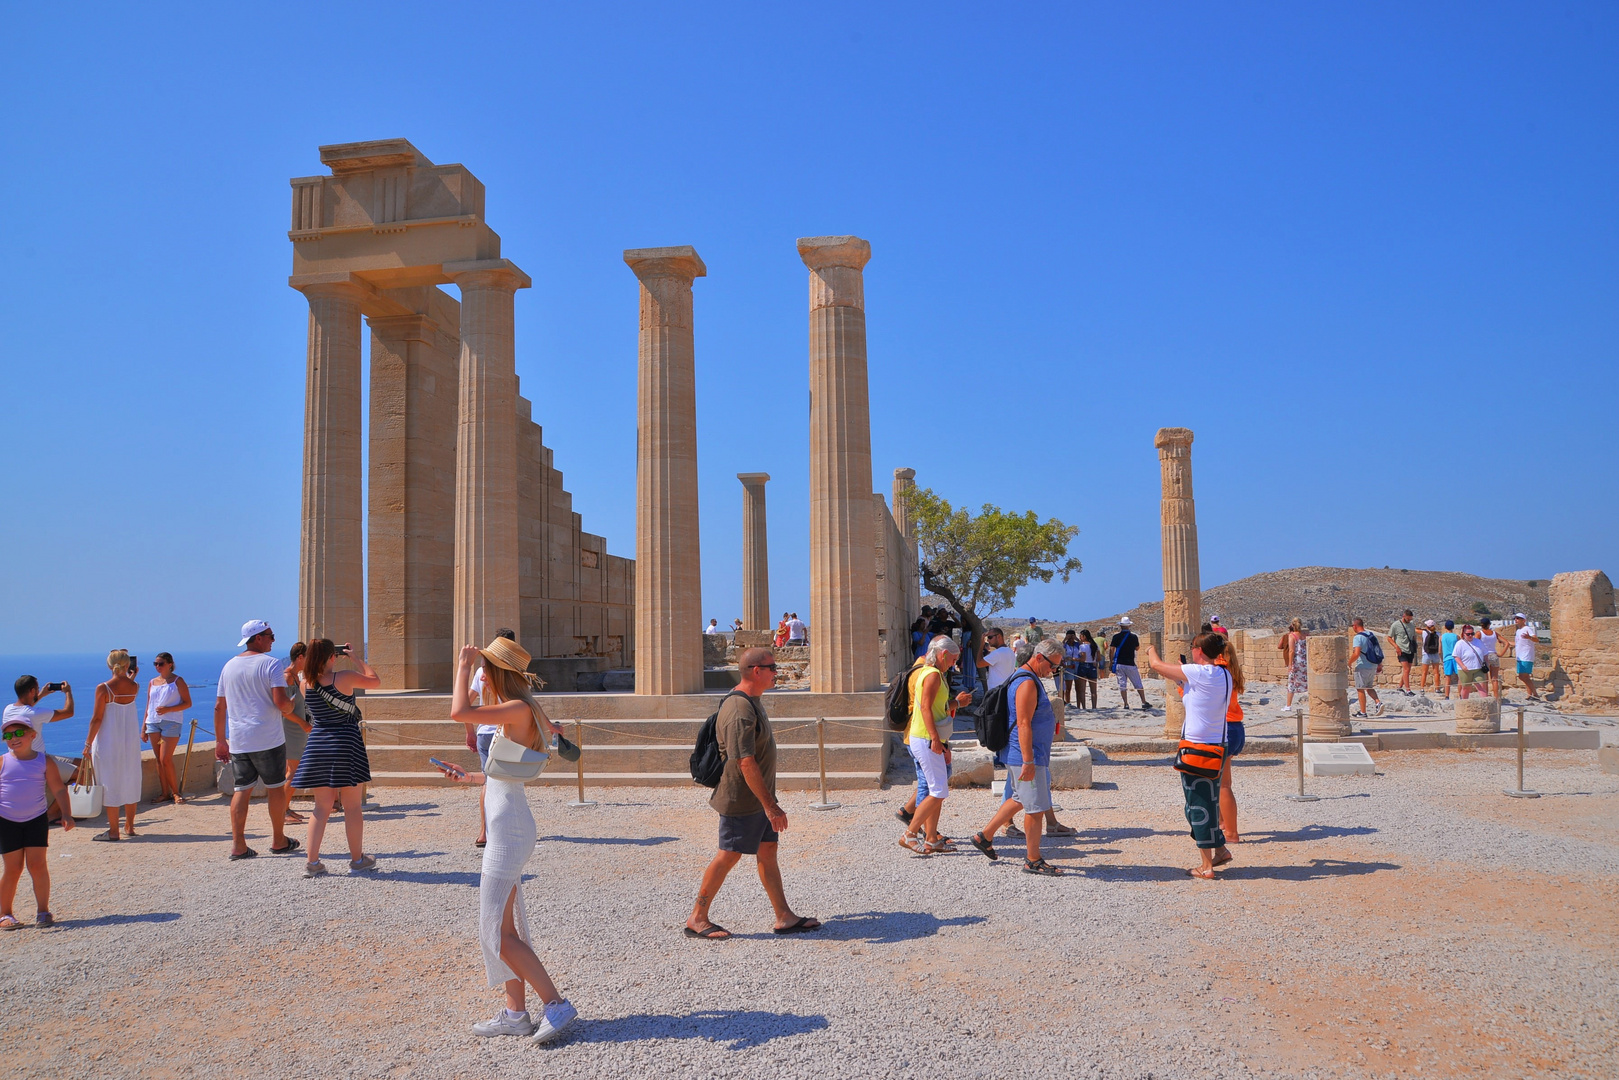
479, 636, 533, 674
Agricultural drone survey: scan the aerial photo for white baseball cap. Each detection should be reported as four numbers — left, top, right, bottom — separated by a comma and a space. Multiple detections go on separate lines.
1513, 612, 1527, 620
237, 619, 272, 647
1210, 615, 1222, 624
1119, 616, 1132, 626
1424, 619, 1435, 627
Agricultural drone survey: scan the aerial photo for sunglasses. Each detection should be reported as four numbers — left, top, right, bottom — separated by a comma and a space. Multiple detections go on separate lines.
3, 728, 30, 741
751, 663, 779, 671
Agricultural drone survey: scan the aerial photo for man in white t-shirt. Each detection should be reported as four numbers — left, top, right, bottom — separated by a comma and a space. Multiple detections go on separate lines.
7, 675, 75, 757
1511, 614, 1540, 700
214, 619, 298, 860
1476, 617, 1503, 700
786, 614, 806, 645
976, 627, 1018, 692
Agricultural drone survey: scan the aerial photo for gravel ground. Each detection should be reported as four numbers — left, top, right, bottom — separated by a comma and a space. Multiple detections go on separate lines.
4, 748, 1615, 1079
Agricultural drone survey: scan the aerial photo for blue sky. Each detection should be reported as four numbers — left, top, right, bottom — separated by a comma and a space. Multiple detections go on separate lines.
2, 3, 1615, 653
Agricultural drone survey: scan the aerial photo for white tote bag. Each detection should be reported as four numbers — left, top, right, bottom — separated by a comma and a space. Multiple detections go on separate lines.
69, 759, 105, 820
483, 733, 549, 783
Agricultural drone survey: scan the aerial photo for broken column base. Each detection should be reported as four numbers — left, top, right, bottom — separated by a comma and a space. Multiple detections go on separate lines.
1454, 695, 1501, 734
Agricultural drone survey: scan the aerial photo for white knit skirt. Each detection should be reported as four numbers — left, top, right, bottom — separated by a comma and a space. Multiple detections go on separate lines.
478, 778, 537, 986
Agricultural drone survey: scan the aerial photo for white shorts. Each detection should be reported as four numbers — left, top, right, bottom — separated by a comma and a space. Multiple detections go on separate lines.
907, 737, 950, 800
1115, 664, 1143, 690
1420, 652, 1442, 665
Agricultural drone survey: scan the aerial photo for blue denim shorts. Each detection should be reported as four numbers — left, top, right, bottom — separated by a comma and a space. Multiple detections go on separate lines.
143, 719, 182, 739
1226, 721, 1246, 759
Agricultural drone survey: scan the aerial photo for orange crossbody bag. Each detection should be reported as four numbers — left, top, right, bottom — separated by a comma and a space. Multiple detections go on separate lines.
1172, 667, 1230, 779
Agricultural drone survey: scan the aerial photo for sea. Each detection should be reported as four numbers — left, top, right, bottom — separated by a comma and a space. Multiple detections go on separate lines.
2, 649, 242, 754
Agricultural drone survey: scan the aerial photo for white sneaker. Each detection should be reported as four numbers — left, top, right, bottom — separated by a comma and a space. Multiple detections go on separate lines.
1372, 702, 1385, 716
472, 1010, 536, 1037
531, 999, 578, 1044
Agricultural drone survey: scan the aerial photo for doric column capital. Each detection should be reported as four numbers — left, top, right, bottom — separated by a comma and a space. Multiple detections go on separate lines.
797, 235, 871, 272
1154, 427, 1194, 454
737, 472, 771, 486
367, 313, 442, 344
893, 467, 916, 482
444, 258, 532, 292
799, 236, 870, 311
623, 246, 707, 282
291, 273, 374, 307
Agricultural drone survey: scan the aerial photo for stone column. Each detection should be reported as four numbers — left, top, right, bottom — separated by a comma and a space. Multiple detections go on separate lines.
1453, 696, 1502, 734
446, 260, 530, 658
1308, 635, 1352, 737
298, 282, 367, 649
1155, 428, 1201, 736
892, 467, 917, 539
800, 236, 881, 694
625, 246, 706, 696
892, 467, 921, 652
737, 473, 771, 631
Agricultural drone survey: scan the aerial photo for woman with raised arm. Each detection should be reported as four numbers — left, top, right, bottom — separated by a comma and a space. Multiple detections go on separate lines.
84, 650, 144, 841
142, 653, 191, 804
437, 636, 577, 1045
289, 640, 379, 877
1143, 632, 1235, 879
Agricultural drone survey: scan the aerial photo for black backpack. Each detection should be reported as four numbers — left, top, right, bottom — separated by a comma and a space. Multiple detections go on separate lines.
884, 659, 925, 731
690, 691, 750, 788
1423, 630, 1441, 655
975, 670, 1034, 753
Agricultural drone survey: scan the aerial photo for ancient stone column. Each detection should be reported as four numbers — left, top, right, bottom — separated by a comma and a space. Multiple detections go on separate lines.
446, 260, 530, 658
800, 235, 880, 694
1308, 635, 1352, 738
625, 246, 706, 696
737, 473, 771, 632
298, 281, 367, 649
892, 467, 917, 539
1155, 428, 1201, 736
1453, 696, 1502, 734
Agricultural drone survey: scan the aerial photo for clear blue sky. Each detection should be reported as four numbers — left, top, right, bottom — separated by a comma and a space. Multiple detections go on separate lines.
3, 3, 1615, 654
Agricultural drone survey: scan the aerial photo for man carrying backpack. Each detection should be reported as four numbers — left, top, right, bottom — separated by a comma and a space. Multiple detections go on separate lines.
1349, 618, 1385, 718
968, 639, 1068, 876
684, 648, 820, 940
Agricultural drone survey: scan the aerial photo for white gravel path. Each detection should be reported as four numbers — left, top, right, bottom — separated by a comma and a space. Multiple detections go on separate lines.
4, 747, 1615, 1079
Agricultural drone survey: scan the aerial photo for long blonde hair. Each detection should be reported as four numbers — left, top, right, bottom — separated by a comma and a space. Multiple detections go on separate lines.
482, 662, 550, 751
1222, 641, 1246, 694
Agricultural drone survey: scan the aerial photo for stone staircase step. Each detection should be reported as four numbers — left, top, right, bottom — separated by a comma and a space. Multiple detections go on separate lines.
366, 771, 884, 789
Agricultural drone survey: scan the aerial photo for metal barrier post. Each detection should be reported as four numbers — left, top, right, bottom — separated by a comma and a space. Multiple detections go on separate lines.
177, 718, 198, 799
1285, 708, 1318, 803
808, 718, 841, 811
1503, 706, 1541, 799
566, 719, 597, 808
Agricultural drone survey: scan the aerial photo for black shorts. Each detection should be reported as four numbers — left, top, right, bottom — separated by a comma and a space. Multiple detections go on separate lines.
1398, 650, 1416, 664
231, 745, 288, 790
717, 811, 778, 855
0, 813, 48, 854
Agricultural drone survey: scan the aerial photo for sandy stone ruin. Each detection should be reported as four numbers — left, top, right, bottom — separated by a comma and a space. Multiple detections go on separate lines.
1154, 427, 1201, 736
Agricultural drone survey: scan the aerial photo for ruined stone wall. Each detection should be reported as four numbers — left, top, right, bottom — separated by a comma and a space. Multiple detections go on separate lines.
1548, 570, 1619, 714
874, 493, 918, 686
516, 390, 634, 672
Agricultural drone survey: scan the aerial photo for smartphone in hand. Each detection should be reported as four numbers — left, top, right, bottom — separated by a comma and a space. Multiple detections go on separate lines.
428, 757, 464, 778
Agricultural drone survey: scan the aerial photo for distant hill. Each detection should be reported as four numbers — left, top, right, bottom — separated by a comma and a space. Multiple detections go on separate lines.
974, 566, 1552, 635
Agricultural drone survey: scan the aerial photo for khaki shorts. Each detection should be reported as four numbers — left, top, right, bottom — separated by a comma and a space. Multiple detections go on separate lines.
1459, 667, 1488, 686
1354, 664, 1379, 690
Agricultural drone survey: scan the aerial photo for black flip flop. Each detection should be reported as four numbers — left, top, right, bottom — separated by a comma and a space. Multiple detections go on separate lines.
773, 917, 821, 935
228, 847, 259, 861
269, 837, 301, 855
682, 924, 731, 940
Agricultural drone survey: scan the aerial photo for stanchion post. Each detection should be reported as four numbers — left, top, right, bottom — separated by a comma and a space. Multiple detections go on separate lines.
1285, 708, 1319, 803
176, 718, 197, 799
1503, 705, 1541, 799
809, 717, 841, 811
566, 718, 597, 809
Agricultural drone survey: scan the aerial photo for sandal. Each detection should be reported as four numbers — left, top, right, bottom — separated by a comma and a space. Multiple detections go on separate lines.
282, 812, 306, 825
269, 837, 302, 855
1187, 866, 1217, 880
1022, 857, 1062, 876
682, 923, 731, 940
773, 916, 821, 935
91, 831, 120, 842
35, 911, 54, 928
898, 833, 925, 853
0, 915, 20, 930
1211, 849, 1234, 867
1045, 821, 1078, 836
969, 832, 998, 861
895, 807, 914, 826
474, 838, 487, 848
922, 837, 957, 854
228, 847, 259, 861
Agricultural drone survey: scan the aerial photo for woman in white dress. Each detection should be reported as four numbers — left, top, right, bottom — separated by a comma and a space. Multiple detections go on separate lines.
83, 649, 145, 841
438, 636, 579, 1044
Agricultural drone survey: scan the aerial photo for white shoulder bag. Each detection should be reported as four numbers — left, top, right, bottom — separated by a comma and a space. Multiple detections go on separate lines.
484, 732, 549, 783
70, 758, 105, 819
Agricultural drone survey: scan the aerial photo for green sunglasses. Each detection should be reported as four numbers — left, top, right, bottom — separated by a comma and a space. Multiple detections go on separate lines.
3, 728, 32, 741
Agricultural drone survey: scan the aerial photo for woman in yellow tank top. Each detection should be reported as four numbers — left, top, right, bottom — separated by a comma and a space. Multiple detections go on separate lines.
901, 636, 969, 854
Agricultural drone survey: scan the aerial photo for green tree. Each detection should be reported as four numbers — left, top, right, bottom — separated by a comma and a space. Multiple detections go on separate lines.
909, 486, 1081, 662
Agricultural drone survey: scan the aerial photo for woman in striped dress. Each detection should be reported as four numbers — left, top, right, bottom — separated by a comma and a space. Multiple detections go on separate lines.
289, 639, 380, 877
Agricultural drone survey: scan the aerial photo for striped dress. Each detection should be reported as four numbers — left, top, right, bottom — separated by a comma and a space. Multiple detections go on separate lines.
289, 681, 372, 789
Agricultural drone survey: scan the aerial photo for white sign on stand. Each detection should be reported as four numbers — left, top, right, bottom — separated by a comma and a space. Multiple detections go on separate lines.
1303, 742, 1376, 777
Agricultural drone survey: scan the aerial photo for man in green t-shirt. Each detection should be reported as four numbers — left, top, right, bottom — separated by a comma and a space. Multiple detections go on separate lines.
1389, 610, 1418, 696
685, 648, 821, 941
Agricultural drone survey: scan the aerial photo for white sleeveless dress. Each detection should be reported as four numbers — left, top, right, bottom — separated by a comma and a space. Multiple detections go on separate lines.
93, 684, 144, 806
479, 777, 537, 986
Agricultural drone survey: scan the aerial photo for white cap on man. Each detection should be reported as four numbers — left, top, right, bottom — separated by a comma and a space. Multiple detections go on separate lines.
1210, 615, 1222, 625
1120, 616, 1132, 626
1424, 619, 1436, 627
237, 619, 271, 647
1513, 613, 1527, 621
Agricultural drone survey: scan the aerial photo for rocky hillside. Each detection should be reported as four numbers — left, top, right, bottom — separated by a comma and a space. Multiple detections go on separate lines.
1086, 567, 1550, 632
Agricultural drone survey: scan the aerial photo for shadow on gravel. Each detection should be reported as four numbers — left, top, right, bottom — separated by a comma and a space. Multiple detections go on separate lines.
368, 869, 481, 887
562, 1009, 828, 1049
537, 835, 679, 847
1222, 858, 1401, 881
56, 912, 181, 928
1243, 824, 1378, 844
115, 833, 226, 844
809, 910, 985, 943
369, 849, 445, 860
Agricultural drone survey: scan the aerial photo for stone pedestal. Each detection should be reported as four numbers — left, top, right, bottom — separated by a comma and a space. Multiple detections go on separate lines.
800, 235, 880, 694
1154, 428, 1200, 736
447, 260, 530, 657
1454, 696, 1502, 734
737, 473, 771, 631
298, 281, 367, 648
626, 246, 706, 696
1308, 635, 1352, 737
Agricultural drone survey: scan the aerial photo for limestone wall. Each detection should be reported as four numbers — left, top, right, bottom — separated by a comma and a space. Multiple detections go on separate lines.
1548, 570, 1619, 714
875, 493, 918, 686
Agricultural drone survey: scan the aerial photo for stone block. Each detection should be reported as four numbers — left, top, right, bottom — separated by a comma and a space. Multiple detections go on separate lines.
1598, 745, 1618, 776
1049, 746, 1094, 789
602, 669, 635, 692
947, 744, 996, 787
1303, 742, 1375, 776
1453, 696, 1501, 734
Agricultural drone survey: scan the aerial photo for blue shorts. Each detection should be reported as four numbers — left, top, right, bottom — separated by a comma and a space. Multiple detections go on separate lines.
143, 719, 182, 739
1226, 721, 1245, 759
1517, 660, 1534, 676
717, 811, 779, 855
476, 730, 494, 769
1443, 660, 1457, 677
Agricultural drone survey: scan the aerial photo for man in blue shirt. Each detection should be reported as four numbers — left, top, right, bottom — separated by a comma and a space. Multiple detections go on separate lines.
967, 640, 1065, 876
